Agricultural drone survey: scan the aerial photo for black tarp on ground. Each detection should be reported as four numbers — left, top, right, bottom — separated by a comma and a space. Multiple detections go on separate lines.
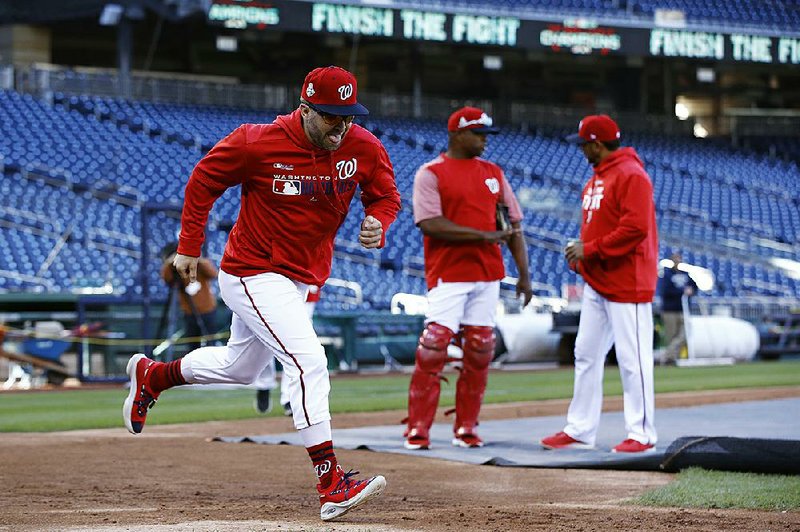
216, 398, 800, 473
661, 436, 800, 474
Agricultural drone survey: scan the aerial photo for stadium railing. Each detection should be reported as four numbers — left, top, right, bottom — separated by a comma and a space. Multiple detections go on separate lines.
9, 63, 695, 136
19, 62, 800, 140
692, 296, 800, 323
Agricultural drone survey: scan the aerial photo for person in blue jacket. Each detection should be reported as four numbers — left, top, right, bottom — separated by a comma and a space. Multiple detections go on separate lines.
658, 252, 698, 364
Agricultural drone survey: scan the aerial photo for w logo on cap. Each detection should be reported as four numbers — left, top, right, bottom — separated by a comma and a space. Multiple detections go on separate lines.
300, 66, 369, 116
338, 83, 353, 101
447, 106, 500, 133
458, 113, 493, 129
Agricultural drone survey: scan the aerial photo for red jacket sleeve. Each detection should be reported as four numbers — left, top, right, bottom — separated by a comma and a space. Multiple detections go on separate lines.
178, 126, 248, 257
360, 143, 402, 248
583, 171, 653, 259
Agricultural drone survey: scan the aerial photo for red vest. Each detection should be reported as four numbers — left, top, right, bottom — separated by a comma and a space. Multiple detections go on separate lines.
422, 155, 506, 290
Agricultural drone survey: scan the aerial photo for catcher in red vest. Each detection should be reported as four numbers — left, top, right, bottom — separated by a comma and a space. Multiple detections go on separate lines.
405, 106, 533, 450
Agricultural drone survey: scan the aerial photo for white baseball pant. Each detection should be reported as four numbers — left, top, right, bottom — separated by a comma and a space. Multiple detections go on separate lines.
563, 283, 657, 446
425, 280, 500, 331
252, 300, 317, 406
180, 270, 329, 429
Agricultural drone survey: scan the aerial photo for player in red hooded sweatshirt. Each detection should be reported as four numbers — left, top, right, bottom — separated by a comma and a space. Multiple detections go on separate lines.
122, 66, 401, 521
540, 115, 659, 454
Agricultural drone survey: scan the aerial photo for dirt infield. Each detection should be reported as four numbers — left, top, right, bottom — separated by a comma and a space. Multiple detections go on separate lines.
1, 386, 799, 531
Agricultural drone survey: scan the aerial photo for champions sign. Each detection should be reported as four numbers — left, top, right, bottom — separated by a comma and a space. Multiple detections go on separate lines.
539, 22, 622, 55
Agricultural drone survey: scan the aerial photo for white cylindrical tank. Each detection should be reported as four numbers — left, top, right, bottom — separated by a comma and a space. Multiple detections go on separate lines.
687, 316, 760, 361
495, 313, 760, 364
496, 313, 561, 362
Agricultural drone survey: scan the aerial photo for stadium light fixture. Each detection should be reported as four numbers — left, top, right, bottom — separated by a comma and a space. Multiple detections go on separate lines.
483, 55, 503, 70
675, 102, 690, 120
99, 4, 124, 26
216, 36, 238, 52
659, 259, 714, 292
769, 258, 800, 280
697, 67, 715, 83
693, 122, 709, 138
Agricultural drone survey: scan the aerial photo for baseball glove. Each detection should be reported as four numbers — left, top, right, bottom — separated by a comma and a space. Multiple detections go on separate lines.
496, 202, 511, 231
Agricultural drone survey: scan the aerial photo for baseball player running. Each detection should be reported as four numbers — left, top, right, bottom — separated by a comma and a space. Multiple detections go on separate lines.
123, 66, 401, 521
405, 106, 533, 450
540, 115, 659, 453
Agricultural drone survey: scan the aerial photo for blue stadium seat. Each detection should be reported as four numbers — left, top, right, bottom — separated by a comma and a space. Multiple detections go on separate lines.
1, 88, 798, 302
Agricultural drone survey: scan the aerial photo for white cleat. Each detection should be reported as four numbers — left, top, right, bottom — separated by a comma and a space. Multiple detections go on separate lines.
319, 474, 386, 521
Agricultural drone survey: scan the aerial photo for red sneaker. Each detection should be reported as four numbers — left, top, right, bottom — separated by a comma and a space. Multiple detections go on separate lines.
540, 431, 594, 450
612, 439, 656, 453
452, 427, 484, 448
122, 354, 161, 434
404, 427, 430, 450
318, 466, 386, 521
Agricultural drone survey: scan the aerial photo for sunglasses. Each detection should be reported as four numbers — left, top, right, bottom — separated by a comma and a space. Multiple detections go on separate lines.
304, 102, 354, 126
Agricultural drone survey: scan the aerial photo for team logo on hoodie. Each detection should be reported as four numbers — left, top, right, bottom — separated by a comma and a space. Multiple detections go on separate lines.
484, 177, 500, 194
336, 158, 358, 180
273, 179, 301, 195
271, 176, 357, 197
582, 180, 604, 223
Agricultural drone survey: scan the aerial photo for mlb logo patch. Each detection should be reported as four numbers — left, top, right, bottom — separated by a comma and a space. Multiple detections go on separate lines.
273, 179, 301, 195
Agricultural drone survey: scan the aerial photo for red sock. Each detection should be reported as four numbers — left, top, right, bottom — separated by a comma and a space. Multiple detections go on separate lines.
148, 359, 186, 393
307, 441, 338, 490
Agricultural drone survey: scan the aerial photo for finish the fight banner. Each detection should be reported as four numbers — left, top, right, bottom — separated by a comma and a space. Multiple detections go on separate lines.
207, 0, 800, 64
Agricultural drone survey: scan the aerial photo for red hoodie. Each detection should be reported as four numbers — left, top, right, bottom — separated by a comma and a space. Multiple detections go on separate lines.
177, 109, 401, 285
576, 147, 658, 303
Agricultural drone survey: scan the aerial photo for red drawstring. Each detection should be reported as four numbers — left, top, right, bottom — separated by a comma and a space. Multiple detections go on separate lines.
311, 150, 346, 218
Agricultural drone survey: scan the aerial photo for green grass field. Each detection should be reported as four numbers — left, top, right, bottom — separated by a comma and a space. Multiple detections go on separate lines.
1, 359, 798, 433
633, 467, 800, 511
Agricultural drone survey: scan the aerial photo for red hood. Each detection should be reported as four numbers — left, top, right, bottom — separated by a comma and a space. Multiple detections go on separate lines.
275, 109, 318, 152
596, 146, 645, 173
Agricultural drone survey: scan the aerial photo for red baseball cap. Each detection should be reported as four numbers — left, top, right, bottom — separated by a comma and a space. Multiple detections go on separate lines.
447, 106, 500, 134
566, 114, 621, 144
300, 66, 368, 116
